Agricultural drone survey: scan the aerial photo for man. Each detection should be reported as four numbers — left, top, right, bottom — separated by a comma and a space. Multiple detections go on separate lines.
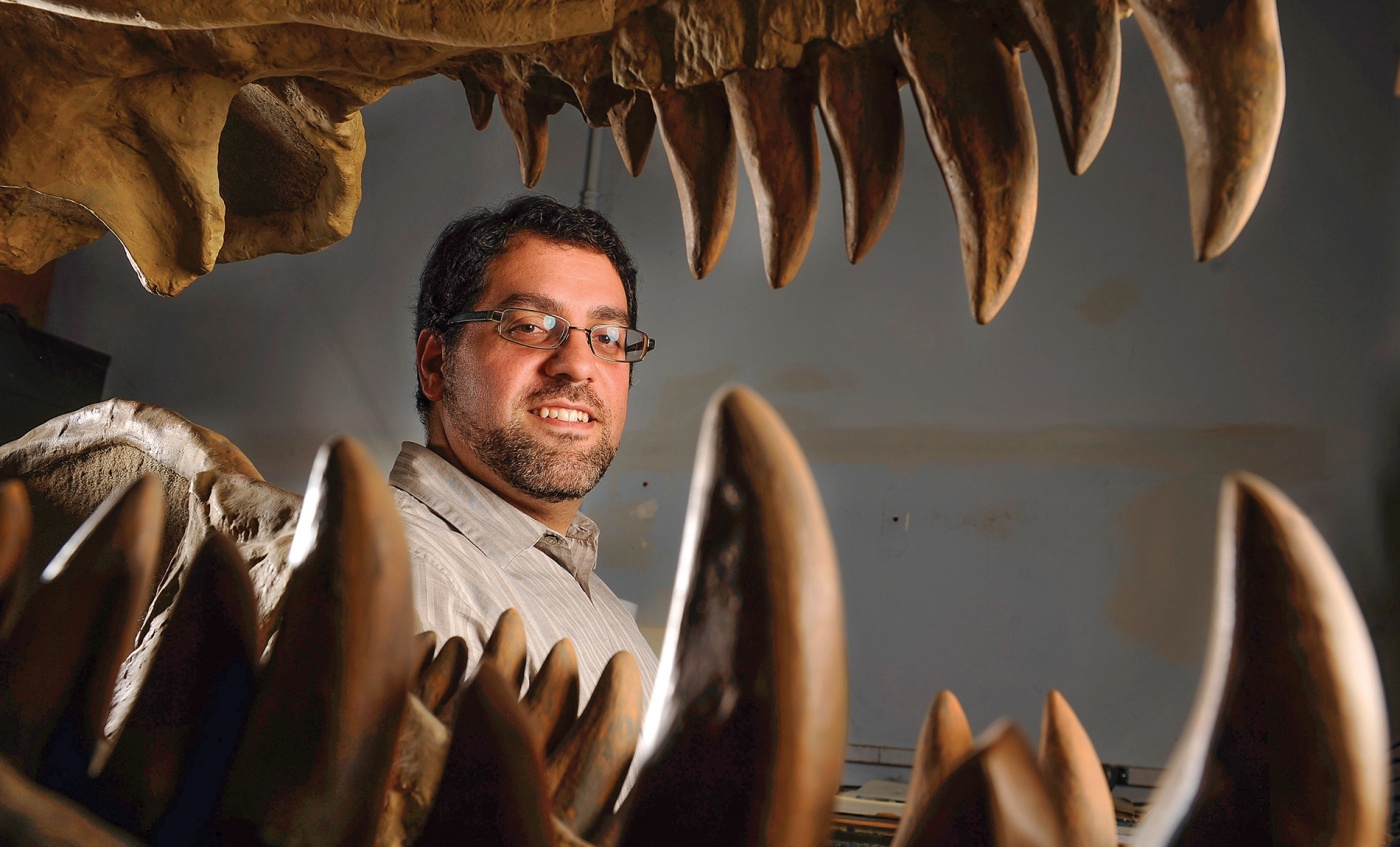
391, 194, 659, 708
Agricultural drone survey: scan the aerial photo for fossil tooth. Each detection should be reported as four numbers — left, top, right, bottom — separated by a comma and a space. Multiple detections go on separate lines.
459, 70, 496, 131
1017, 0, 1122, 174
1127, 0, 1285, 260
724, 68, 821, 289
499, 83, 564, 189
608, 90, 657, 178
651, 83, 739, 280
0, 480, 32, 630
1133, 474, 1388, 847
523, 638, 581, 758
815, 42, 904, 264
484, 607, 528, 691
0, 474, 161, 780
1037, 691, 1115, 847
91, 532, 259, 841
620, 386, 846, 847
416, 658, 553, 847
546, 650, 641, 836
893, 690, 974, 847
418, 634, 469, 718
897, 722, 1062, 847
896, 0, 1039, 324
413, 631, 438, 679
213, 436, 414, 845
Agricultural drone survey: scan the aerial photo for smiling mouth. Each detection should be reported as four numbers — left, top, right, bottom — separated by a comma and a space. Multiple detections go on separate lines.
531, 406, 592, 423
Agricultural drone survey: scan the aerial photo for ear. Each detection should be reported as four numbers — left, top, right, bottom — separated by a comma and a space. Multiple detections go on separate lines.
416, 329, 446, 403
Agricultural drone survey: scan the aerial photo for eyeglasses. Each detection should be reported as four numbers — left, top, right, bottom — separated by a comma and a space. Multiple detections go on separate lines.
444, 307, 656, 363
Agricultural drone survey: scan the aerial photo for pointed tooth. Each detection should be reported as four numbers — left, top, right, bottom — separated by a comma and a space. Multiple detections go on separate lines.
1133, 474, 1388, 846
413, 630, 438, 679
892, 690, 974, 847
546, 651, 641, 835
523, 638, 580, 757
651, 83, 739, 279
620, 386, 846, 847
0, 475, 161, 778
499, 84, 551, 188
484, 607, 528, 691
459, 66, 496, 131
213, 437, 415, 844
93, 533, 259, 840
1127, 0, 1284, 260
1017, 0, 1122, 174
815, 42, 905, 264
379, 694, 451, 847
1037, 691, 1115, 847
896, 723, 1061, 847
896, 0, 1039, 324
0, 754, 144, 846
608, 90, 657, 177
723, 68, 820, 289
418, 634, 469, 717
0, 480, 32, 632
415, 659, 553, 847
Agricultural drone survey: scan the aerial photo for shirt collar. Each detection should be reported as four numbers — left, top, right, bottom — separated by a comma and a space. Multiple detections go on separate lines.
389, 442, 600, 582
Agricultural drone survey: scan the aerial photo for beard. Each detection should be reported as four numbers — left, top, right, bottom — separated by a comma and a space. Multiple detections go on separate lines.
445, 382, 618, 503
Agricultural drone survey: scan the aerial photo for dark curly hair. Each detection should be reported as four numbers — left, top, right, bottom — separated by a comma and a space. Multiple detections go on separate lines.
413, 194, 640, 423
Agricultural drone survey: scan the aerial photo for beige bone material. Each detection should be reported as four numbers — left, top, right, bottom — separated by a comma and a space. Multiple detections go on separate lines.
651, 82, 739, 281
893, 689, 976, 847
1037, 691, 1116, 847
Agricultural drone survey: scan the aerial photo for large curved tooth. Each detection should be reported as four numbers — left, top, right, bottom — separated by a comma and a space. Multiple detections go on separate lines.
893, 690, 974, 847
619, 386, 846, 847
1127, 0, 1284, 260
723, 68, 821, 289
897, 722, 1062, 847
608, 90, 657, 178
459, 68, 496, 131
412, 631, 438, 679
0, 480, 32, 624
651, 83, 739, 280
1016, 0, 1122, 174
0, 475, 161, 779
895, 0, 1039, 324
815, 42, 904, 264
523, 638, 580, 757
0, 755, 144, 846
415, 659, 553, 847
91, 532, 259, 841
417, 634, 469, 717
499, 82, 566, 189
213, 437, 415, 846
1133, 474, 1388, 847
1037, 691, 1115, 847
484, 607, 528, 691
546, 650, 641, 836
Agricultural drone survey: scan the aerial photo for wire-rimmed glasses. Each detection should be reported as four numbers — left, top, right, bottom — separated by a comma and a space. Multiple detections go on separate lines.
445, 307, 656, 363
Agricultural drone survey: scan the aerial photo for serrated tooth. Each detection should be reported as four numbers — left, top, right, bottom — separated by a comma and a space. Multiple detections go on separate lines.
815, 43, 904, 265
0, 475, 161, 777
724, 68, 820, 289
608, 90, 657, 177
415, 659, 553, 847
650, 83, 738, 280
484, 607, 528, 690
1037, 691, 1115, 847
1133, 474, 1388, 846
896, 0, 1039, 325
546, 650, 640, 835
418, 634, 469, 718
93, 533, 259, 840
213, 436, 415, 844
893, 689, 974, 847
1127, 0, 1284, 260
621, 386, 846, 847
1017, 0, 1122, 174
523, 638, 580, 759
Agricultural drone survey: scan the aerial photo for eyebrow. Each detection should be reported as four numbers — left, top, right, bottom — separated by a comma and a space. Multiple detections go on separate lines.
492, 293, 631, 327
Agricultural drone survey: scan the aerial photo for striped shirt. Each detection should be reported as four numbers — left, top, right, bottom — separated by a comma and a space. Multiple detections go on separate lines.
389, 441, 658, 712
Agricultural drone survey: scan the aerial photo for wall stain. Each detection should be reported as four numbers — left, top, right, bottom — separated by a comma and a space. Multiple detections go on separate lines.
761, 364, 857, 394
1076, 276, 1140, 326
962, 509, 1015, 540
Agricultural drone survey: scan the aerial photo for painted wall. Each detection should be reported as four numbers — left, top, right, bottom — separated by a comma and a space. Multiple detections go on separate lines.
45, 0, 1400, 770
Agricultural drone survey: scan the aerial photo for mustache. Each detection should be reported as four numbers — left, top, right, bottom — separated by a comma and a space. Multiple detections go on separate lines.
524, 383, 607, 420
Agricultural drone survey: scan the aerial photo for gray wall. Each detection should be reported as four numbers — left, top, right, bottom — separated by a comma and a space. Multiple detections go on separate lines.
46, 0, 1400, 770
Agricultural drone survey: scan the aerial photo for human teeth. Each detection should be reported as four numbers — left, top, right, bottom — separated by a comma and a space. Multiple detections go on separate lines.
536, 407, 590, 423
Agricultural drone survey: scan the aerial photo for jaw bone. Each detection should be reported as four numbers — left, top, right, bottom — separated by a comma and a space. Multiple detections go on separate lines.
0, 0, 1283, 320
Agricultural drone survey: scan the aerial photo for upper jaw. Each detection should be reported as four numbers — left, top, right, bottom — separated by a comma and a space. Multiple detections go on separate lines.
530, 404, 595, 424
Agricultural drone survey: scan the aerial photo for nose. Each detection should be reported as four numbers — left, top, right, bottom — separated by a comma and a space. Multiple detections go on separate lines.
542, 327, 600, 383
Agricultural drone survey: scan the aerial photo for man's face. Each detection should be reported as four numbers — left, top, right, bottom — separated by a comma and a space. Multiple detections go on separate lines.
438, 235, 632, 506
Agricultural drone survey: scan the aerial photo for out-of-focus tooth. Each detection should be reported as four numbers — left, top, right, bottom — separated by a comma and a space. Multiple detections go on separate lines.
546, 651, 641, 836
459, 68, 495, 130
815, 42, 904, 264
723, 68, 820, 289
1016, 0, 1122, 175
895, 0, 1039, 325
418, 635, 469, 717
1127, 0, 1285, 260
484, 607, 528, 690
608, 90, 656, 177
412, 630, 437, 679
650, 82, 738, 280
1037, 691, 1115, 847
0, 480, 31, 627
522, 638, 580, 758
892, 690, 973, 847
499, 83, 562, 189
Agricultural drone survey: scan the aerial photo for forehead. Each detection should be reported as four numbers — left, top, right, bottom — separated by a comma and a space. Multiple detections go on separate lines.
477, 235, 627, 319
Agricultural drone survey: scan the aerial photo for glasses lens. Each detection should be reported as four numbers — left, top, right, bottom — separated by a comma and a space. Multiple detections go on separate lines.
588, 326, 650, 362
498, 309, 564, 349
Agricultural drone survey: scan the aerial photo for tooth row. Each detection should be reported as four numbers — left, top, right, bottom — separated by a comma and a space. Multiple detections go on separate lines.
538, 407, 589, 422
